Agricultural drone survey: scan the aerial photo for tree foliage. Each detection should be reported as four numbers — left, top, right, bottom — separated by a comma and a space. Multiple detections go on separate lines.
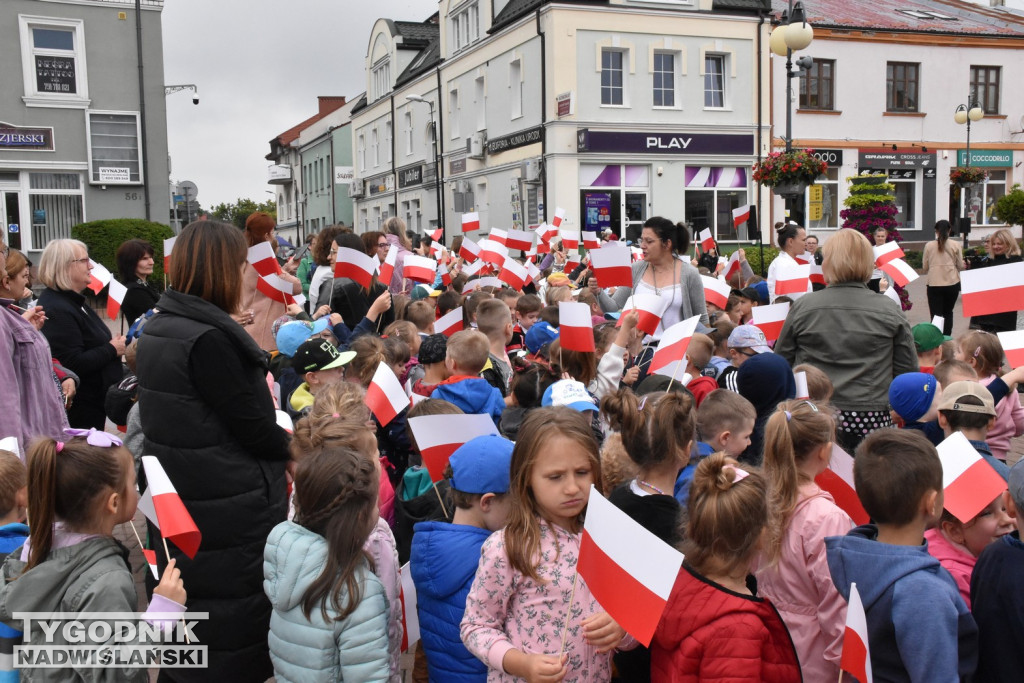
209, 198, 277, 228
993, 184, 1024, 228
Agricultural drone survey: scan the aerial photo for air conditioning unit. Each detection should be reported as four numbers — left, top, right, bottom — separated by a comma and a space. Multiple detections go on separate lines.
467, 132, 485, 159
348, 180, 365, 199
522, 159, 542, 184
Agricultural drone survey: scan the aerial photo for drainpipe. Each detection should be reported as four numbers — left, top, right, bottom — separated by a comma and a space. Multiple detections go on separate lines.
756, 10, 766, 275
536, 8, 547, 222
390, 93, 397, 225
134, 0, 151, 220
435, 67, 446, 227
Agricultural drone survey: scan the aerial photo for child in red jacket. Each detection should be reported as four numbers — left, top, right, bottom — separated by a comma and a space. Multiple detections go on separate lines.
650, 453, 800, 682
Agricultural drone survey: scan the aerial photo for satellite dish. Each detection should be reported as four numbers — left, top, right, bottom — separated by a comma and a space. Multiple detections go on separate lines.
179, 180, 198, 198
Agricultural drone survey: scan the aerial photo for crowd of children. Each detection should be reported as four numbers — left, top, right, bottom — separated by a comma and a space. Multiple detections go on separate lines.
3, 217, 1024, 683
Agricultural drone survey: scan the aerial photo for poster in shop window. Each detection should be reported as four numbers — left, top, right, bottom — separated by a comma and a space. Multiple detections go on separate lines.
584, 192, 612, 232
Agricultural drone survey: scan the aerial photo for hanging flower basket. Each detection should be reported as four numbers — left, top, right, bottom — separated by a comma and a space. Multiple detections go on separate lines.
949, 166, 987, 187
753, 149, 828, 197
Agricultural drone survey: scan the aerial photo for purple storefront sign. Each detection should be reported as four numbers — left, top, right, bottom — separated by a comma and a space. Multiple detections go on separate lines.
577, 129, 754, 155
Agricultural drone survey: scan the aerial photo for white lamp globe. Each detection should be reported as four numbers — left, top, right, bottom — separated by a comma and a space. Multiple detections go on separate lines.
770, 26, 790, 57
954, 108, 969, 125
968, 106, 984, 122
784, 21, 814, 51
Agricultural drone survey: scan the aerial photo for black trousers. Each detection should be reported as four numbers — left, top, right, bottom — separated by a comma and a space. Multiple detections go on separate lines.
926, 283, 960, 336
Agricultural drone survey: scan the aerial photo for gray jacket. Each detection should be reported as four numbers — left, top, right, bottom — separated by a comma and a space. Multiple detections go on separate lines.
775, 282, 918, 412
609, 259, 709, 326
263, 521, 390, 683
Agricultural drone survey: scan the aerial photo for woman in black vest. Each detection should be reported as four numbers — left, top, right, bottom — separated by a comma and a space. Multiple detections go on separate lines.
137, 221, 290, 682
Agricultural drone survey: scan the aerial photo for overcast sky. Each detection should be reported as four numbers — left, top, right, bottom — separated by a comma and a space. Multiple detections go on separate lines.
162, 0, 437, 209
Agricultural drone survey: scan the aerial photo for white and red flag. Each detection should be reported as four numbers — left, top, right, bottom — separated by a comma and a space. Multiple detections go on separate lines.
141, 548, 160, 581
873, 241, 905, 266
139, 455, 202, 559
479, 239, 508, 268
583, 232, 601, 251
794, 371, 809, 400
256, 273, 299, 306
499, 258, 528, 291
879, 258, 919, 287
435, 306, 464, 337
430, 241, 445, 259
723, 251, 743, 282
461, 211, 480, 232
366, 363, 409, 427
559, 229, 580, 251
334, 247, 377, 289
558, 301, 595, 352
698, 228, 715, 252
702, 275, 732, 310
459, 237, 481, 263
810, 263, 826, 286
275, 410, 294, 434
106, 279, 127, 320
961, 260, 1024, 317
87, 260, 113, 295
650, 316, 700, 378
403, 255, 437, 284
438, 261, 452, 287
578, 486, 684, 647
399, 563, 420, 652
998, 330, 1024, 369
378, 244, 399, 284
937, 432, 1009, 523
525, 260, 542, 285
775, 264, 810, 296
407, 413, 500, 480
815, 444, 870, 525
619, 293, 671, 337
793, 252, 812, 266
551, 207, 566, 228
461, 260, 485, 279
731, 204, 752, 229
163, 236, 176, 272
477, 276, 503, 290
589, 246, 633, 288
536, 222, 557, 244
429, 227, 443, 241
247, 241, 280, 277
752, 302, 789, 342
840, 583, 873, 683
564, 252, 582, 274
506, 228, 534, 252
489, 228, 508, 246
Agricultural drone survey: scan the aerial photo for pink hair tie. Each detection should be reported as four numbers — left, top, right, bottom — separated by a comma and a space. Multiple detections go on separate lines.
332, 413, 340, 418
726, 465, 750, 482
55, 441, 64, 453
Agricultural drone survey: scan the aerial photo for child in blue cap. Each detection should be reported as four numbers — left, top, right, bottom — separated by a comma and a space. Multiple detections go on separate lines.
889, 372, 944, 445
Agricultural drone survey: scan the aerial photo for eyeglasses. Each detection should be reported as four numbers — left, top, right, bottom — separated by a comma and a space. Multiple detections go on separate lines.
377, 242, 389, 248
69, 257, 91, 265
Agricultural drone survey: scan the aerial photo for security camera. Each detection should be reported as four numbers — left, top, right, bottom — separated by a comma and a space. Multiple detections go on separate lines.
192, 97, 199, 105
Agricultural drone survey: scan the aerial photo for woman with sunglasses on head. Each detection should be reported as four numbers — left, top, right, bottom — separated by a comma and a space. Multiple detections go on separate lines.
968, 227, 1021, 334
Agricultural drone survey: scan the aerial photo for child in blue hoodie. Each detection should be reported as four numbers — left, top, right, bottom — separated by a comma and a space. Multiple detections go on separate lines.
410, 435, 513, 683
0, 449, 27, 683
431, 330, 505, 426
826, 429, 978, 682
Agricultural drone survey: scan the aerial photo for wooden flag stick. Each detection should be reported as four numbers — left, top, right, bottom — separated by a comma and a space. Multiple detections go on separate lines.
559, 568, 581, 656
129, 520, 146, 550
158, 535, 191, 644
665, 354, 685, 394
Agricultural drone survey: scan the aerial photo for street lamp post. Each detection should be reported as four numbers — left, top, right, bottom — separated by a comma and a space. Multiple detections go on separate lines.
406, 94, 444, 239
954, 97, 984, 248
770, 1, 814, 155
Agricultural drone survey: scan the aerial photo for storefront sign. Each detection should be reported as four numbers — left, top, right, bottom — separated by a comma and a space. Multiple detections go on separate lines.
368, 174, 394, 196
0, 122, 55, 151
584, 192, 613, 232
486, 126, 543, 155
449, 156, 466, 175
957, 150, 1012, 167
556, 92, 574, 118
334, 166, 354, 184
35, 55, 76, 94
858, 150, 935, 168
98, 167, 130, 182
810, 149, 844, 166
397, 164, 423, 189
577, 129, 753, 155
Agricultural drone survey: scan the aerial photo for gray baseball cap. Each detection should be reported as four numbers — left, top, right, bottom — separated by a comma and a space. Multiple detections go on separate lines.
727, 324, 772, 354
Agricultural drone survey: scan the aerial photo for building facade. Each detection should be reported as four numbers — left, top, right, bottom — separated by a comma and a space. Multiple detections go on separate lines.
0, 0, 170, 258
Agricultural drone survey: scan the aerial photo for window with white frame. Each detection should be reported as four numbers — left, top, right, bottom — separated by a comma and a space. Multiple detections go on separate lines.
601, 49, 625, 106
449, 89, 460, 139
451, 2, 480, 53
19, 16, 89, 106
404, 111, 413, 155
475, 76, 486, 132
385, 121, 392, 163
510, 59, 523, 119
704, 54, 726, 108
372, 60, 391, 102
652, 52, 675, 108
29, 172, 84, 246
86, 111, 142, 184
372, 128, 379, 167
357, 134, 366, 172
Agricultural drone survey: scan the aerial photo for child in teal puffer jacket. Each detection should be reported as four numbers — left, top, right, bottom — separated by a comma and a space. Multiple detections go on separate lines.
264, 443, 390, 683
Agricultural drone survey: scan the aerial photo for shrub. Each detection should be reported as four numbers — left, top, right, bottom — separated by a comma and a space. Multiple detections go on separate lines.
71, 218, 174, 284
903, 249, 923, 269
993, 184, 1024, 228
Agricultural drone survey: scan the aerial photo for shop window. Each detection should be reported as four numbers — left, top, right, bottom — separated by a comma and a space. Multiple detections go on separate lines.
886, 62, 919, 113
29, 172, 84, 246
19, 16, 89, 107
890, 174, 917, 229
805, 167, 840, 230
965, 170, 1006, 226
86, 112, 142, 185
683, 167, 748, 241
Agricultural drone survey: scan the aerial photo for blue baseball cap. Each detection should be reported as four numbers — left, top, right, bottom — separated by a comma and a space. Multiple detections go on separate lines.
449, 435, 513, 494
276, 319, 329, 358
888, 372, 938, 423
525, 320, 559, 354
542, 379, 598, 412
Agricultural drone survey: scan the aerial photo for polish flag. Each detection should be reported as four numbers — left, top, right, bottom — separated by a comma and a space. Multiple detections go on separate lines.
256, 273, 298, 306
106, 279, 127, 320
489, 228, 508, 246
461, 211, 480, 232
884, 285, 901, 306
479, 239, 508, 268
408, 413, 500, 480
698, 228, 715, 252
732, 204, 752, 228
878, 258, 919, 287
564, 252, 582, 273
399, 563, 420, 652
141, 548, 160, 581
536, 222, 558, 244
650, 316, 700, 378
477, 276, 503, 290
525, 260, 542, 285
275, 410, 294, 434
507, 229, 534, 252
752, 302, 790, 342
366, 363, 409, 427
551, 207, 566, 228
139, 456, 202, 559
163, 236, 176, 272
583, 232, 601, 250
0, 436, 19, 459
793, 252, 812, 266
436, 306, 464, 337
998, 330, 1024, 369
840, 583, 873, 683
558, 301, 595, 352
559, 229, 580, 251
810, 263, 826, 286
794, 371, 809, 400
438, 261, 452, 287
815, 444, 870, 526
87, 261, 113, 294
873, 241, 905, 266
499, 258, 528, 291
403, 255, 437, 284
578, 486, 684, 647
247, 241, 280, 277
937, 431, 1009, 523
775, 264, 810, 295
334, 247, 377, 289
378, 244, 399, 284
430, 241, 445, 259
961, 260, 1024, 317
459, 237, 481, 263
702, 275, 732, 310
589, 246, 633, 288
429, 227, 443, 241
462, 260, 485, 278
723, 251, 742, 283
619, 293, 671, 336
